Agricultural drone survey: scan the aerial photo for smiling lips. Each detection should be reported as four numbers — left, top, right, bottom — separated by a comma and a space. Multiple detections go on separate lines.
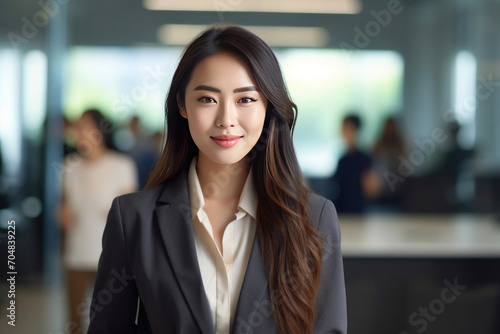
211, 135, 243, 148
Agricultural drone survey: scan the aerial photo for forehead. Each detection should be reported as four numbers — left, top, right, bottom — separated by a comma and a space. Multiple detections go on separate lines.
77, 114, 96, 128
188, 52, 256, 86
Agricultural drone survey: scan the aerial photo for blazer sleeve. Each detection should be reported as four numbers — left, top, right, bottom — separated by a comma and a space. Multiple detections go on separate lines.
314, 199, 348, 334
88, 197, 139, 334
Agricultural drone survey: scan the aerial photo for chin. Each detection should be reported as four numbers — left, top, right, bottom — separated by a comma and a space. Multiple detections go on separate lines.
213, 157, 246, 166
208, 152, 248, 166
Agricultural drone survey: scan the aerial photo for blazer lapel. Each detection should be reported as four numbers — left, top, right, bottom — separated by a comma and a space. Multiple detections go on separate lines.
154, 169, 214, 334
232, 235, 272, 333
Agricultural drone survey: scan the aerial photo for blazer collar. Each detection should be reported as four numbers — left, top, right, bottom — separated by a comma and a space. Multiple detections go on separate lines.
154, 168, 215, 334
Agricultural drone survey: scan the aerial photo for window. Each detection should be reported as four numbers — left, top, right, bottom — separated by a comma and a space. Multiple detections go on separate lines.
276, 49, 404, 176
64, 47, 404, 177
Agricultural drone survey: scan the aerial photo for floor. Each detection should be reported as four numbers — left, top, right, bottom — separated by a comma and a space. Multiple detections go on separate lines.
0, 280, 91, 334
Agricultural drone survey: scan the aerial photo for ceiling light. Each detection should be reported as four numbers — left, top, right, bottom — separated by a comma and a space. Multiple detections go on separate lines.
145, 0, 361, 14
157, 24, 330, 47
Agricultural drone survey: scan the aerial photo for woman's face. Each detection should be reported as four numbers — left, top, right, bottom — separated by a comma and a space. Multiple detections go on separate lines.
75, 113, 104, 153
180, 52, 268, 166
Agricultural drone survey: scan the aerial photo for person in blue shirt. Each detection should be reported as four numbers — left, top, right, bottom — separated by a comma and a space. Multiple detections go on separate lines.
333, 114, 380, 213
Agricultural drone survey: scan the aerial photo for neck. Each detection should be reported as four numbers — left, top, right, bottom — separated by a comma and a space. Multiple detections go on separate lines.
196, 154, 250, 201
83, 145, 107, 161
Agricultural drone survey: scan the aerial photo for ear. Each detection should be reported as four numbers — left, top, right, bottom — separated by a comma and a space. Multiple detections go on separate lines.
177, 93, 187, 119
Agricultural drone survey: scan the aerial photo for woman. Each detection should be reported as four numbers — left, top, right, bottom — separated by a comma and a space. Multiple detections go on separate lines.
372, 117, 404, 208
88, 26, 346, 334
59, 109, 137, 333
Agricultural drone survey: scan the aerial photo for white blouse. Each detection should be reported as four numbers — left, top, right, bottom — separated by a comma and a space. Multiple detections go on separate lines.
187, 158, 257, 334
62, 151, 137, 270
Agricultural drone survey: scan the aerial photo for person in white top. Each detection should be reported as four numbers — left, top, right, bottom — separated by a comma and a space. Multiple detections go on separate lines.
88, 26, 347, 334
59, 109, 137, 334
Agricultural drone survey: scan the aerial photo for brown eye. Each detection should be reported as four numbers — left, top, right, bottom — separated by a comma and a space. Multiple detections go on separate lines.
198, 96, 216, 103
239, 97, 257, 103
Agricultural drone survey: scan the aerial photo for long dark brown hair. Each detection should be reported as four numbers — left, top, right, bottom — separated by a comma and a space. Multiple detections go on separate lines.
145, 25, 323, 334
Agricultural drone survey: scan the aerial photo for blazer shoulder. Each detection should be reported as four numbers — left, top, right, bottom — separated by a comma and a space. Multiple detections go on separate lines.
115, 182, 166, 212
112, 169, 189, 220
307, 192, 340, 232
307, 192, 331, 220
307, 191, 328, 209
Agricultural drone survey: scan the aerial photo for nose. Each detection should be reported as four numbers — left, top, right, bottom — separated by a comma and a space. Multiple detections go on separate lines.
215, 101, 236, 128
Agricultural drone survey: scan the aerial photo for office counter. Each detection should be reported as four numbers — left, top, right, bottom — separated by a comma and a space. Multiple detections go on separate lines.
339, 214, 500, 258
338, 214, 500, 334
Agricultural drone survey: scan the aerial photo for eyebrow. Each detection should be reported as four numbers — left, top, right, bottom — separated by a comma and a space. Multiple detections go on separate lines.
193, 85, 258, 93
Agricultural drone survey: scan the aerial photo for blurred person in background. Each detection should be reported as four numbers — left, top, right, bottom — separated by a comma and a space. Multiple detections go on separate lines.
125, 115, 159, 190
152, 130, 164, 152
372, 116, 405, 211
332, 114, 380, 213
438, 122, 475, 211
63, 116, 77, 157
58, 109, 137, 334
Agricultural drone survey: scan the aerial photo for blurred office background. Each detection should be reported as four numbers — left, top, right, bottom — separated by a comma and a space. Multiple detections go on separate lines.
0, 0, 500, 333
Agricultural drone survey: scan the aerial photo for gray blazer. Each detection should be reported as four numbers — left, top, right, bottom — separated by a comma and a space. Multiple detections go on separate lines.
87, 168, 347, 334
